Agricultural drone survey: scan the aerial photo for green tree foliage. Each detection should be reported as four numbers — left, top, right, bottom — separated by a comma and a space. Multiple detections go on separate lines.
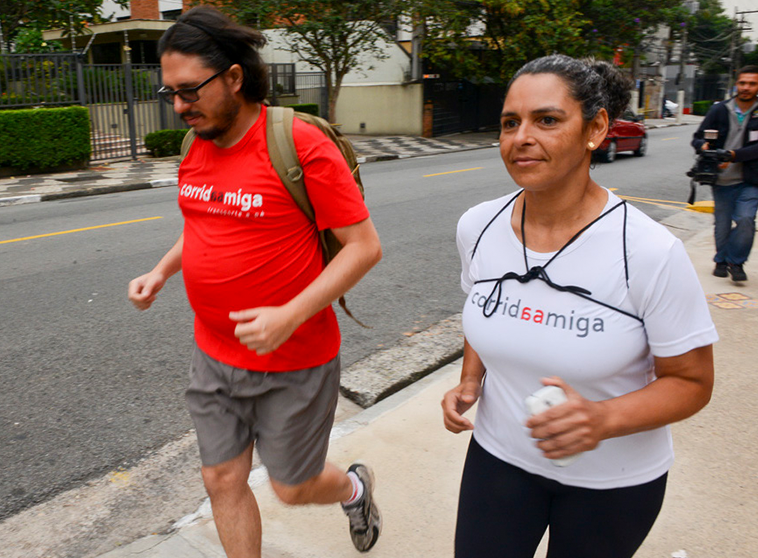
687, 0, 738, 74
415, 0, 694, 83
0, 0, 127, 52
224, 0, 404, 122
417, 0, 589, 84
12, 27, 63, 54
579, 0, 681, 61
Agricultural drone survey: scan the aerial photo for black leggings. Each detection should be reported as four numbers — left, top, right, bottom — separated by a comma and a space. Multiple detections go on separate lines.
455, 437, 667, 558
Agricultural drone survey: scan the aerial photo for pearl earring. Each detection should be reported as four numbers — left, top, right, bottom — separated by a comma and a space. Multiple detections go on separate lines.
588, 141, 595, 149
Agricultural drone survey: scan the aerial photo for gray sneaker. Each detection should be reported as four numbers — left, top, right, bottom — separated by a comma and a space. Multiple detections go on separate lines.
341, 463, 381, 552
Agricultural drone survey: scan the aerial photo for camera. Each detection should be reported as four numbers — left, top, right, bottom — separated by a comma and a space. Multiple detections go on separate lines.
686, 129, 734, 203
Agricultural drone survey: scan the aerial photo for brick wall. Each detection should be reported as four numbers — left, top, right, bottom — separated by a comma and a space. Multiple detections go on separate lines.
130, 0, 160, 19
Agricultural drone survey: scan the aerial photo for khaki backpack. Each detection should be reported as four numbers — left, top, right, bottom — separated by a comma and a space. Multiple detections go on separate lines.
179, 105, 367, 326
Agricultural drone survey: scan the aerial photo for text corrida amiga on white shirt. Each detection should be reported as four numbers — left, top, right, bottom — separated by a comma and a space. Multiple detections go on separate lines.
467, 290, 606, 338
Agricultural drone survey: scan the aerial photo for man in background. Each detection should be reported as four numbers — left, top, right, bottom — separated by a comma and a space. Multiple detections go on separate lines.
692, 66, 758, 282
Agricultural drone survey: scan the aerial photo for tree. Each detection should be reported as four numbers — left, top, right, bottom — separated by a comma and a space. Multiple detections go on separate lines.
578, 0, 682, 77
225, 0, 405, 122
687, 0, 740, 74
0, 0, 127, 53
12, 27, 63, 54
416, 0, 692, 84
417, 0, 589, 85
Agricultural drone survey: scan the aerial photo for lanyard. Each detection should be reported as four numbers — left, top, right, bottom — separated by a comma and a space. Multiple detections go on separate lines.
472, 192, 642, 324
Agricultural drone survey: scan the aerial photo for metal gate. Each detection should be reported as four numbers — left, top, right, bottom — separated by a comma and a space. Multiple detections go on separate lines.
1, 54, 327, 163
424, 77, 503, 136
82, 63, 183, 161
0, 53, 81, 108
294, 72, 329, 119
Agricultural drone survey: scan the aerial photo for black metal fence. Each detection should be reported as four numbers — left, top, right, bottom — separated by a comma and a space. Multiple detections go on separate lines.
1, 54, 327, 162
424, 77, 503, 136
0, 53, 81, 108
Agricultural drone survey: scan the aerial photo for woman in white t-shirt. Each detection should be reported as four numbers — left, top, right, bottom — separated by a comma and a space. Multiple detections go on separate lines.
442, 54, 717, 558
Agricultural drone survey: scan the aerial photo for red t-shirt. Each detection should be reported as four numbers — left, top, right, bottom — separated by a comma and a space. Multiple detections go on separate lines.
178, 109, 369, 371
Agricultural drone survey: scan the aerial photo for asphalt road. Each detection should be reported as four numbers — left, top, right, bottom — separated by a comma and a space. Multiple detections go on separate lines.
0, 125, 703, 521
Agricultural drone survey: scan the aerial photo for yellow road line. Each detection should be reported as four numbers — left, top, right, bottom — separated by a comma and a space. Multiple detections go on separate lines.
619, 194, 689, 206
616, 194, 690, 211
0, 216, 163, 245
661, 137, 679, 141
424, 167, 483, 177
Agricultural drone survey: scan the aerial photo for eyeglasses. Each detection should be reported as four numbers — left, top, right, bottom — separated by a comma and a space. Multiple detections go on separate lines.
158, 67, 229, 104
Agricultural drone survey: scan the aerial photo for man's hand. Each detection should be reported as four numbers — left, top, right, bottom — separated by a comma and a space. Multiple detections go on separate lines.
525, 377, 607, 460
441, 380, 482, 434
229, 306, 301, 355
128, 271, 168, 311
719, 150, 736, 170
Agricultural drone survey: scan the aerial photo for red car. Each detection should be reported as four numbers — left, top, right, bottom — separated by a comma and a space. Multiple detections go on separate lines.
596, 112, 647, 163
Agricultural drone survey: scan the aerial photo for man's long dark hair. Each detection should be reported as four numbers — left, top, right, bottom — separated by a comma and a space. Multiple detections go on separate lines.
158, 6, 268, 103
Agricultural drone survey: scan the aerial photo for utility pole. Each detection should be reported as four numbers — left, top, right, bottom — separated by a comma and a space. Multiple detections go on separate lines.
726, 8, 738, 99
677, 1, 699, 121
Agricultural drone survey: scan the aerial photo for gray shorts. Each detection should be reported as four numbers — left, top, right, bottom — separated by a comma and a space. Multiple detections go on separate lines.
185, 344, 341, 485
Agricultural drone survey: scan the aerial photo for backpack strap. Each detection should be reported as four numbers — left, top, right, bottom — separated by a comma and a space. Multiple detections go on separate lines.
266, 106, 317, 222
180, 127, 196, 161
266, 105, 369, 328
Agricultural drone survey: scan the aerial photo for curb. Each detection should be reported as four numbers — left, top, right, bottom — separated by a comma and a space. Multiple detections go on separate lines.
645, 121, 693, 129
0, 178, 178, 206
0, 194, 42, 207
340, 314, 463, 408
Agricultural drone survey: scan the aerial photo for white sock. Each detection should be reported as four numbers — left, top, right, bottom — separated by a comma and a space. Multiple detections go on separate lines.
342, 471, 364, 505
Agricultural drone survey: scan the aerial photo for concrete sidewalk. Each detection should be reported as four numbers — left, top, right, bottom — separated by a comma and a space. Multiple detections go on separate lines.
91, 210, 756, 558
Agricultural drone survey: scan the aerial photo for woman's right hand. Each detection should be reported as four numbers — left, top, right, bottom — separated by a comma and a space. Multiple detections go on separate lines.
442, 380, 482, 433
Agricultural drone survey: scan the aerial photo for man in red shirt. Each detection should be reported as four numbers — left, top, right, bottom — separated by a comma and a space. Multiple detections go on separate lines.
128, 7, 382, 557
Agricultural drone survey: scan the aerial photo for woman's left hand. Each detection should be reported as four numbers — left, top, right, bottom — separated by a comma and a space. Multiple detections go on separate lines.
525, 377, 609, 460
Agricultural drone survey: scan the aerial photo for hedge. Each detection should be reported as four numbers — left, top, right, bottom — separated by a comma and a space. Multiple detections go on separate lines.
287, 103, 319, 117
0, 106, 90, 170
144, 129, 189, 158
693, 100, 715, 116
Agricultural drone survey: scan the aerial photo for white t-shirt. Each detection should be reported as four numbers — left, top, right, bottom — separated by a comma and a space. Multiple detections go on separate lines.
457, 189, 718, 489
